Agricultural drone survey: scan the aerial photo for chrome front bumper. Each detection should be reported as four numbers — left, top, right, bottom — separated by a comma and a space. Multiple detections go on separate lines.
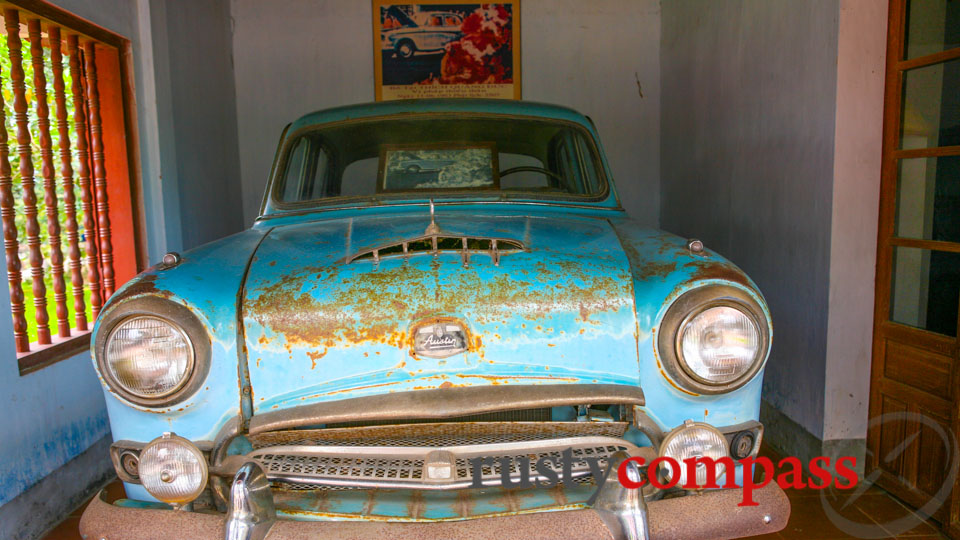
80, 455, 790, 540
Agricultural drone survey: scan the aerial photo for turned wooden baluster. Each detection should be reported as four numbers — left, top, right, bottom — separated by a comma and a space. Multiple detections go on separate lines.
5, 9, 50, 344
68, 34, 101, 318
29, 19, 70, 338
50, 26, 86, 331
0, 25, 28, 352
82, 41, 115, 299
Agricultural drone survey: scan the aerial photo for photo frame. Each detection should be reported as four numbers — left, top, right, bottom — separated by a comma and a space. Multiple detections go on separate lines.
377, 142, 501, 192
373, 1, 521, 101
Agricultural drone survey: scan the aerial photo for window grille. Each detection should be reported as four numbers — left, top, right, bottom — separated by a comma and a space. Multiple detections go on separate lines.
0, 3, 141, 372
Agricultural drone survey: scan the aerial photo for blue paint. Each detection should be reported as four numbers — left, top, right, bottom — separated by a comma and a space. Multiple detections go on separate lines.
89, 99, 774, 517
93, 229, 269, 444
243, 210, 640, 413
0, 249, 110, 507
0, 345, 110, 507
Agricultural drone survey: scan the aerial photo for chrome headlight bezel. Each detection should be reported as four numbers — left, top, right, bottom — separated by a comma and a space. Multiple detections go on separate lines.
657, 285, 770, 394
95, 296, 210, 407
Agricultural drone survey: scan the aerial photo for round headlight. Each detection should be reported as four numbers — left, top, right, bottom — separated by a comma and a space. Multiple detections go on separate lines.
657, 285, 770, 394
104, 316, 194, 399
659, 421, 729, 488
139, 432, 208, 505
679, 305, 760, 384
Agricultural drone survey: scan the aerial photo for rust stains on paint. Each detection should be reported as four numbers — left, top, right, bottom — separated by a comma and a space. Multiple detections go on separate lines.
682, 259, 751, 288
455, 489, 476, 518
407, 490, 426, 520
306, 349, 327, 369
110, 273, 172, 302
636, 261, 677, 280
245, 256, 632, 357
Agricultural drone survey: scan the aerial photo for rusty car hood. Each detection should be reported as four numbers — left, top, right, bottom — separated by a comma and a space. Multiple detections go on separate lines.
241, 209, 641, 413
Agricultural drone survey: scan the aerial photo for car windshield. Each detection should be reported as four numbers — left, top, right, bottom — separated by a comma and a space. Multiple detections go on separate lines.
274, 115, 606, 205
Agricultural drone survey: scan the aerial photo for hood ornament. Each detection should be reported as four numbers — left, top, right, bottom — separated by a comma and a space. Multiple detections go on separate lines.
424, 199, 441, 236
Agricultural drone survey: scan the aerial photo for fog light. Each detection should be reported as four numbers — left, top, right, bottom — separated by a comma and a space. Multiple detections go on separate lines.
139, 432, 208, 505
659, 420, 729, 488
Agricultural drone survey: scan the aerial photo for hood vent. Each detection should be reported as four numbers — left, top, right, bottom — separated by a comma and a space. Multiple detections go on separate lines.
347, 201, 524, 267
348, 235, 524, 267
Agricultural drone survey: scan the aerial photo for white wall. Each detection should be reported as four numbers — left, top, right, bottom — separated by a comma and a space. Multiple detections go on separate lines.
230, 0, 661, 224
822, 0, 886, 444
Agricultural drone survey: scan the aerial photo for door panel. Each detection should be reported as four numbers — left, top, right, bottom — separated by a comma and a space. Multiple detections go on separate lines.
877, 394, 909, 477
882, 340, 953, 400
870, 1, 960, 536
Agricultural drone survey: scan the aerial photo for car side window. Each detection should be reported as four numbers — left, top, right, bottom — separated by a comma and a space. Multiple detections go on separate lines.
553, 135, 582, 193
280, 136, 331, 202
576, 135, 603, 195
280, 138, 308, 201
550, 132, 601, 195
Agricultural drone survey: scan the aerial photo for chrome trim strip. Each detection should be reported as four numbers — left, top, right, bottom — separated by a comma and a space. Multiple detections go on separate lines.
248, 384, 645, 434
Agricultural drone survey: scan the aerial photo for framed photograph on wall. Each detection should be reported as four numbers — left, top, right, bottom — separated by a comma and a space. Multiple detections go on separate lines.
373, 1, 521, 101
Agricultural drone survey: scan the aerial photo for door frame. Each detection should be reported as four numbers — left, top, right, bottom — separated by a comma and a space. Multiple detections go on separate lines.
867, 0, 960, 536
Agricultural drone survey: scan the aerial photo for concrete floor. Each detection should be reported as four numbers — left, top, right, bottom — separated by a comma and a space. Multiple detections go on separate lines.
41, 446, 948, 540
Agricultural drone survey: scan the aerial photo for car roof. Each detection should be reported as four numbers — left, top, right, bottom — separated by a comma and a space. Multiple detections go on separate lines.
288, 99, 594, 132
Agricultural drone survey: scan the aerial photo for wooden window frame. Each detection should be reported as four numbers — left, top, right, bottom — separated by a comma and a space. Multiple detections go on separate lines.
0, 0, 146, 375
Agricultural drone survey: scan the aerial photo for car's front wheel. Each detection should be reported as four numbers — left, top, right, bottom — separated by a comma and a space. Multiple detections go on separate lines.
396, 39, 416, 59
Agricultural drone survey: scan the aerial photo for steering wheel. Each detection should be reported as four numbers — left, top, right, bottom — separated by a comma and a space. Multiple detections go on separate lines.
499, 166, 566, 185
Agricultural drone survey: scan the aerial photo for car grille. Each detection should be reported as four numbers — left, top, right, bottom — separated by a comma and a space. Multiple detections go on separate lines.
245, 421, 635, 491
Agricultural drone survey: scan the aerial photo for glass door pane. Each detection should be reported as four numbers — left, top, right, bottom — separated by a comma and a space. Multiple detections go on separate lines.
904, 0, 960, 59
895, 156, 960, 242
900, 58, 960, 149
890, 246, 960, 336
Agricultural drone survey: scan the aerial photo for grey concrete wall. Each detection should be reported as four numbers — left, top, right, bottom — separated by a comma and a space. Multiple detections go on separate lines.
229, 0, 660, 225
660, 0, 840, 441
162, 0, 245, 250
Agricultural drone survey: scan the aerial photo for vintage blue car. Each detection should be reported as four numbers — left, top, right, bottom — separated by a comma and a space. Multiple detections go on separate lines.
80, 99, 789, 539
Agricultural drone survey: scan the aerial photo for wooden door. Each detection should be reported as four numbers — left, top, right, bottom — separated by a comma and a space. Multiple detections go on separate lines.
868, 0, 960, 536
